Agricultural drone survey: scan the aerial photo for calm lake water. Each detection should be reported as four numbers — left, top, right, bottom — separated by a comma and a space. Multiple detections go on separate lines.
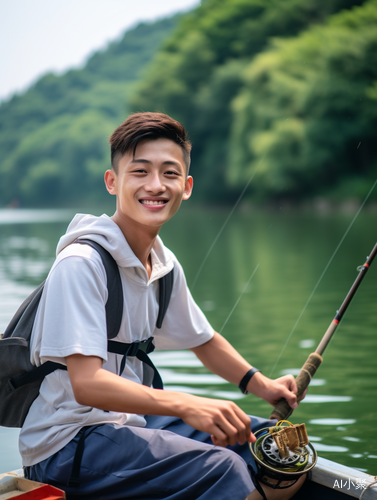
0, 204, 376, 474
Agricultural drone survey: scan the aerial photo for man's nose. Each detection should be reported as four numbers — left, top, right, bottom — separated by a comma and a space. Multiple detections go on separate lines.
145, 172, 166, 192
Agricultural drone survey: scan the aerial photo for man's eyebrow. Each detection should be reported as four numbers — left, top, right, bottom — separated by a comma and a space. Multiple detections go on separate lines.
131, 158, 183, 168
131, 158, 151, 164
162, 160, 183, 168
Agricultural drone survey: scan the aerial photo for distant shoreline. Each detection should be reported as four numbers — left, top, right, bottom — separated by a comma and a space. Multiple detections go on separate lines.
1, 198, 377, 216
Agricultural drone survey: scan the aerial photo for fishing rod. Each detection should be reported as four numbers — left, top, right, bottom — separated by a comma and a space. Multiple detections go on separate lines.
269, 177, 377, 377
270, 242, 377, 421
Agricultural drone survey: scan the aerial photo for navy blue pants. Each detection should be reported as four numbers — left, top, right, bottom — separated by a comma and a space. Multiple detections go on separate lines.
24, 415, 274, 500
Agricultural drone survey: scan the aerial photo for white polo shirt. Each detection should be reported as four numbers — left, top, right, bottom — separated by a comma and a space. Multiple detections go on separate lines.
19, 214, 214, 466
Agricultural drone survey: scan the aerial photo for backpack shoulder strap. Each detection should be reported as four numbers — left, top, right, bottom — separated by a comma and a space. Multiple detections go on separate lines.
5, 239, 123, 394
73, 239, 173, 332
75, 239, 123, 340
156, 267, 174, 329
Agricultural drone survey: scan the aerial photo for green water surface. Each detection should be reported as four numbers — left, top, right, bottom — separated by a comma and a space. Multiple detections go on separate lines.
0, 205, 376, 474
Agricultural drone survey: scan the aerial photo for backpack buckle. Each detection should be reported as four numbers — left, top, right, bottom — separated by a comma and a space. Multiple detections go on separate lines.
8, 378, 17, 392
139, 337, 155, 354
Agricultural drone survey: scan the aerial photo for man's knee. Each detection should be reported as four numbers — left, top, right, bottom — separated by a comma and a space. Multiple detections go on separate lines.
213, 446, 251, 480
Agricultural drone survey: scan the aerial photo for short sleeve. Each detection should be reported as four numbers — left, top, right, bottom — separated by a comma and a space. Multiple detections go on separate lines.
30, 248, 109, 366
153, 259, 214, 350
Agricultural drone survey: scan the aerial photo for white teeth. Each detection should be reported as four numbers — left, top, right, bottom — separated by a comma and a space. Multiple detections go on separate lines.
141, 200, 166, 205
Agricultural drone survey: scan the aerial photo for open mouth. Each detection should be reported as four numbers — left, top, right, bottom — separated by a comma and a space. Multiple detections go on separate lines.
140, 200, 168, 206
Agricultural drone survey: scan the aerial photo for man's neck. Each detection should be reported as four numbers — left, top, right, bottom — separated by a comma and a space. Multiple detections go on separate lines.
111, 212, 159, 278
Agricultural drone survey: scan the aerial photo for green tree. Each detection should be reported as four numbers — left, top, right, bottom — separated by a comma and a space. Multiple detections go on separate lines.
2, 110, 115, 206
0, 16, 179, 207
131, 0, 366, 201
230, 0, 377, 201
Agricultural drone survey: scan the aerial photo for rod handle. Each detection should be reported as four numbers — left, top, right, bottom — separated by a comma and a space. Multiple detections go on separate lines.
270, 352, 323, 420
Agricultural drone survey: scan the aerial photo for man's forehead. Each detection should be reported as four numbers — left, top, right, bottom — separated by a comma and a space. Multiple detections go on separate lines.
128, 138, 186, 165
134, 137, 183, 154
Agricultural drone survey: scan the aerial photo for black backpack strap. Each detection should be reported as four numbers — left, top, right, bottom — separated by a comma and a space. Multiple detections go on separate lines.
156, 267, 174, 329
9, 243, 169, 394
8, 361, 66, 391
136, 350, 163, 390
68, 424, 102, 487
7, 239, 122, 392
75, 241, 173, 331
107, 337, 163, 389
75, 239, 123, 339
247, 463, 268, 500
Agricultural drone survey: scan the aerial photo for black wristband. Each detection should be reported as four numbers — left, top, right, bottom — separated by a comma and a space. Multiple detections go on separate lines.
238, 367, 261, 394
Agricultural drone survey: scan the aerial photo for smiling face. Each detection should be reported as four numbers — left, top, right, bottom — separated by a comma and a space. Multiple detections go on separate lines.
105, 138, 193, 235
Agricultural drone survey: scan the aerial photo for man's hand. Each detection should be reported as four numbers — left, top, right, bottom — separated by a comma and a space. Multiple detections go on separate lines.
247, 372, 304, 410
181, 396, 256, 448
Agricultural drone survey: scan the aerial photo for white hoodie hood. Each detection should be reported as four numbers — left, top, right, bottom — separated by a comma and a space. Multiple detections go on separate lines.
57, 213, 174, 274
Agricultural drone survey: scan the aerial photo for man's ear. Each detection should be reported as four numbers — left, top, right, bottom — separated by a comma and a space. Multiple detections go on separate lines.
182, 176, 193, 201
104, 169, 117, 195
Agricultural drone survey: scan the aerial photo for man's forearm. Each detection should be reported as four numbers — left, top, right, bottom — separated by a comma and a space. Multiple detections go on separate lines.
190, 332, 260, 389
190, 333, 299, 408
66, 353, 195, 416
65, 353, 255, 447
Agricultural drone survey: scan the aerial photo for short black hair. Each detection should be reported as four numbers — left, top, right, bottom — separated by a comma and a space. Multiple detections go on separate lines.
109, 112, 191, 173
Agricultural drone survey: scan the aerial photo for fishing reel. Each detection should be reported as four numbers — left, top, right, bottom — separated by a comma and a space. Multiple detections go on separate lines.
249, 421, 317, 490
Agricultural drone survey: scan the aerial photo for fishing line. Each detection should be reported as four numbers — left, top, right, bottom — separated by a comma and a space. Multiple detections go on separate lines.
269, 177, 377, 377
219, 264, 260, 334
191, 158, 264, 291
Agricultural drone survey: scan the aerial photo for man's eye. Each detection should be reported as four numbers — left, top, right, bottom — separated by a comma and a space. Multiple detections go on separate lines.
165, 171, 179, 176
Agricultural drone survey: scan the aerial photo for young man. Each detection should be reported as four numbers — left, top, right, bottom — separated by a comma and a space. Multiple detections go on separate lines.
21, 112, 304, 500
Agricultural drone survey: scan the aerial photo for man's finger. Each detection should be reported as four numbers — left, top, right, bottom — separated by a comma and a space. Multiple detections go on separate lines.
213, 416, 244, 446
282, 374, 298, 394
283, 387, 298, 409
210, 424, 231, 447
212, 406, 252, 446
228, 408, 254, 444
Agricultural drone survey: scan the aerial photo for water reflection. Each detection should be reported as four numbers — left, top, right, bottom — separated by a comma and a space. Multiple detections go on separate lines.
150, 351, 203, 368
312, 443, 349, 453
309, 419, 356, 425
1, 236, 51, 280
303, 395, 352, 403
158, 368, 226, 385
0, 428, 21, 472
299, 339, 315, 348
0, 208, 74, 225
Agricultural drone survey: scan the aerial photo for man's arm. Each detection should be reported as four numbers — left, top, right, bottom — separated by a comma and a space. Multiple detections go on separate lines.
66, 354, 255, 448
190, 331, 299, 409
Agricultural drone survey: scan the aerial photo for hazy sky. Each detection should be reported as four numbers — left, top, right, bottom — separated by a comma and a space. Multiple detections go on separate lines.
0, 0, 200, 101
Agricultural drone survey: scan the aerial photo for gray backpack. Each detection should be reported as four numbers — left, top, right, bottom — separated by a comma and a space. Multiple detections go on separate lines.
0, 239, 173, 428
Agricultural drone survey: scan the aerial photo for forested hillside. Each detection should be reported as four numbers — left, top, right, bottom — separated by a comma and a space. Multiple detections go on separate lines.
0, 16, 179, 207
131, 0, 376, 203
1, 0, 376, 207
229, 0, 377, 202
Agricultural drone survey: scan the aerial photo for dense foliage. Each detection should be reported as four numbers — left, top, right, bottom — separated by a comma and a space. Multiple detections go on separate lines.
0, 17, 179, 207
1, 0, 376, 207
229, 0, 377, 202
131, 0, 374, 203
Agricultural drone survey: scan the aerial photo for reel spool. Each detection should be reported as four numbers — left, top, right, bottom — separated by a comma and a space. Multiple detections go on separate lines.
261, 434, 305, 468
249, 424, 317, 490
